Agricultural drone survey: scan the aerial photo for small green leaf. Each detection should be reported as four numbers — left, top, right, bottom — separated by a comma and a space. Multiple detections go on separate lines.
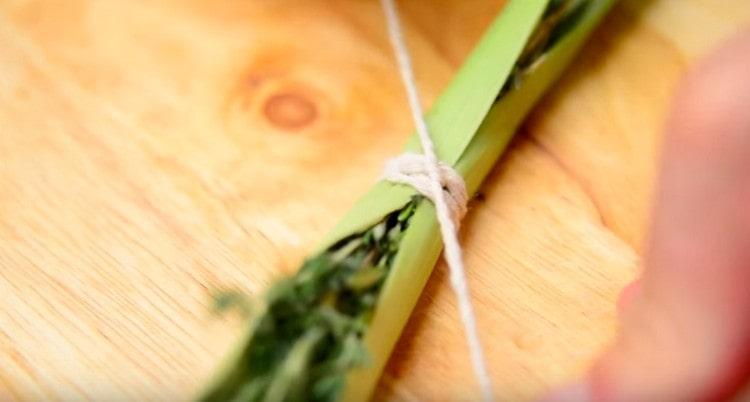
211, 290, 252, 319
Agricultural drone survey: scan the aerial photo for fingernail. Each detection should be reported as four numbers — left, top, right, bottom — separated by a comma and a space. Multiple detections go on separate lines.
538, 380, 590, 402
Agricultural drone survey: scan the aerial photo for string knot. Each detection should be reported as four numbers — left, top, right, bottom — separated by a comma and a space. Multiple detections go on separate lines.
382, 152, 468, 228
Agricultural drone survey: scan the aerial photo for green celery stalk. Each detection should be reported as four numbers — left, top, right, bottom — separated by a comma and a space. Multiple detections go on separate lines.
199, 1, 616, 401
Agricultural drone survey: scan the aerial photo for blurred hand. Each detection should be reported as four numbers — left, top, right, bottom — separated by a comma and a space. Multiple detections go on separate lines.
543, 28, 750, 402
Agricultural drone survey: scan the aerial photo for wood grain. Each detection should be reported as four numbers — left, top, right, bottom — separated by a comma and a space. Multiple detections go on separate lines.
0, 0, 748, 401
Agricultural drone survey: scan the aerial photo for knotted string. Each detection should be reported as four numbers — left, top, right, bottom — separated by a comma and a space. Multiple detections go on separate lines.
382, 153, 468, 226
379, 0, 493, 400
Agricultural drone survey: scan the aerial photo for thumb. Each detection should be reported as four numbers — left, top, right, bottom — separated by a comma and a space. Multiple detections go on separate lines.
544, 28, 750, 402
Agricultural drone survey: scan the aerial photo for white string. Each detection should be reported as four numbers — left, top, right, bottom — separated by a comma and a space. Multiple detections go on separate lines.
379, 0, 494, 400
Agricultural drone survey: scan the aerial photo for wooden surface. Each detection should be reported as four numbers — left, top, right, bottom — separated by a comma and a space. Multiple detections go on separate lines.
1, 1, 749, 400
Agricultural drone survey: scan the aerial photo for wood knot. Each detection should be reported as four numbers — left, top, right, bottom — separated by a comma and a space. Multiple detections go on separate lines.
262, 92, 318, 130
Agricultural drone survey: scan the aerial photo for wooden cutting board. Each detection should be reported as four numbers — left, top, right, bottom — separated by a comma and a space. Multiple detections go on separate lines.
1, 0, 748, 400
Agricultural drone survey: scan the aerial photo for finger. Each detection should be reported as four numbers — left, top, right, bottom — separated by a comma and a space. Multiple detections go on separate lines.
544, 27, 750, 402
595, 27, 750, 401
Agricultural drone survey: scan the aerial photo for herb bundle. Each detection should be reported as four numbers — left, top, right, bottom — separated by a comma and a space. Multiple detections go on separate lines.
200, 1, 615, 400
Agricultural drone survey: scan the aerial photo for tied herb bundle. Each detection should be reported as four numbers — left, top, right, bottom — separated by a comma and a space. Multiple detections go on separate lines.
201, 0, 615, 401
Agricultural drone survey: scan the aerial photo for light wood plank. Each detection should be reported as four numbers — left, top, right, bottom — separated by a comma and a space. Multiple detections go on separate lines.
0, 1, 747, 400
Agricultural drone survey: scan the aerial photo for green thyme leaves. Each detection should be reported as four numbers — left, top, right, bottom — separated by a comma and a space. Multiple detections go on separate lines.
201, 197, 422, 402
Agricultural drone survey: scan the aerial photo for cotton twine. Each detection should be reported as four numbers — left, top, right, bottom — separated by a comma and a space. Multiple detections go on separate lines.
379, 0, 493, 400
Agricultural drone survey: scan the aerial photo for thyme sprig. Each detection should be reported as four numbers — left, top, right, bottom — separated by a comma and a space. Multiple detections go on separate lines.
203, 198, 422, 402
